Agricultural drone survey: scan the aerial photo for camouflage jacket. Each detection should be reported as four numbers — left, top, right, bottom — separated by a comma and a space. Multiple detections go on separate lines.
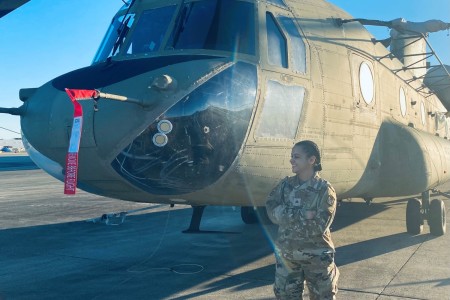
266, 173, 337, 261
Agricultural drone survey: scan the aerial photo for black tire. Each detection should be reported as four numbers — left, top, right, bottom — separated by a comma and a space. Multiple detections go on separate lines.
429, 199, 446, 236
241, 207, 273, 225
255, 207, 273, 225
241, 206, 258, 224
406, 198, 423, 235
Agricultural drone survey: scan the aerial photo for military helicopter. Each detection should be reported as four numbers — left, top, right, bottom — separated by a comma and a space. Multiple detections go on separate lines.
1, 0, 449, 235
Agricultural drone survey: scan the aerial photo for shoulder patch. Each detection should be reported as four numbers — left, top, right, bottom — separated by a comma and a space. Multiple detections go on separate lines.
327, 194, 336, 206
326, 183, 337, 205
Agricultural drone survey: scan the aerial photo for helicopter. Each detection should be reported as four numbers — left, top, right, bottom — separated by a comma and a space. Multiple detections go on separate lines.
1, 0, 449, 235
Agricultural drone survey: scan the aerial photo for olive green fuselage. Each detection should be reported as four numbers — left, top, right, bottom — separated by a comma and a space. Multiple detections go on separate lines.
20, 0, 450, 206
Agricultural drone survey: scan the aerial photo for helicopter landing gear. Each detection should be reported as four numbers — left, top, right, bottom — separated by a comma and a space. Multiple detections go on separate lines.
241, 206, 258, 224
406, 198, 423, 235
241, 206, 272, 225
183, 205, 206, 233
406, 190, 447, 236
364, 197, 373, 205
183, 205, 240, 234
429, 198, 446, 236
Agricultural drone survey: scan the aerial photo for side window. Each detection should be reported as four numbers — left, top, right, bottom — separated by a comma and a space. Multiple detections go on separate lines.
421, 101, 426, 126
166, 0, 256, 55
399, 87, 407, 117
278, 16, 306, 73
359, 62, 374, 105
266, 12, 288, 68
256, 81, 305, 139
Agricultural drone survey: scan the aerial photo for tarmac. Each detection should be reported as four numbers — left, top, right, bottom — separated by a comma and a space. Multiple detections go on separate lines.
0, 154, 449, 300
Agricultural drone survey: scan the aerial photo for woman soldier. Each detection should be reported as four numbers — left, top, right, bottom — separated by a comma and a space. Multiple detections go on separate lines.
266, 140, 339, 300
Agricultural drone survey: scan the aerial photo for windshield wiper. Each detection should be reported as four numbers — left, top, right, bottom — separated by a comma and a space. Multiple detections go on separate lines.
170, 3, 193, 48
111, 15, 132, 57
109, 0, 136, 59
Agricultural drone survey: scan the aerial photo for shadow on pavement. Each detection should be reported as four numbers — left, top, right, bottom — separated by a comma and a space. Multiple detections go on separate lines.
0, 198, 440, 299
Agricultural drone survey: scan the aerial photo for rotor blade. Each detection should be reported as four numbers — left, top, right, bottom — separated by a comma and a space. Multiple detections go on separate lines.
0, 0, 30, 19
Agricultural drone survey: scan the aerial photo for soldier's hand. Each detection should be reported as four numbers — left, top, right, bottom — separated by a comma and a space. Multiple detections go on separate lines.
284, 207, 301, 221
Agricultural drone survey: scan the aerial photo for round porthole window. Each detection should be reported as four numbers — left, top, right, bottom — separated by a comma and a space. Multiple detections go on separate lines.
359, 62, 374, 105
399, 87, 407, 117
421, 101, 426, 125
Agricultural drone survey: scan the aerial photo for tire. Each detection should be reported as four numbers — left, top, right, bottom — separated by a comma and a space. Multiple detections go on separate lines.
241, 207, 273, 225
406, 199, 423, 235
241, 206, 258, 224
429, 199, 446, 236
255, 207, 273, 225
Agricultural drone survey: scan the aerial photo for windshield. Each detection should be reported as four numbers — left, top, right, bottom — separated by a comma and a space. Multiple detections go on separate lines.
126, 5, 177, 55
167, 0, 255, 55
93, 0, 255, 63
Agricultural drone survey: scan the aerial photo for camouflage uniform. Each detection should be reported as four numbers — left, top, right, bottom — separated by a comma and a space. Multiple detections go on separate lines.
266, 173, 339, 300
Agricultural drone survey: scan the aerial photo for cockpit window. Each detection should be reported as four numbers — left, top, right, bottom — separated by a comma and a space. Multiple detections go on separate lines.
92, 13, 135, 63
167, 0, 255, 55
93, 0, 255, 63
126, 6, 177, 55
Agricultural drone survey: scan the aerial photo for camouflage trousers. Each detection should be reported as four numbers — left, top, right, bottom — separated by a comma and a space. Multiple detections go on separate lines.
273, 251, 339, 300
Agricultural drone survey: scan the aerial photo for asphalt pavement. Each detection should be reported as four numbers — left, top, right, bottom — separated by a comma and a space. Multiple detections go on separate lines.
0, 155, 449, 299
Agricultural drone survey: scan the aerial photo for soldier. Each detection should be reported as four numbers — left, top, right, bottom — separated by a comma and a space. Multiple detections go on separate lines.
266, 140, 339, 300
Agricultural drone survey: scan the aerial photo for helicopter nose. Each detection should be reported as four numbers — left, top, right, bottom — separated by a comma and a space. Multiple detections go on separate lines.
20, 82, 76, 179
19, 56, 233, 177
110, 61, 258, 195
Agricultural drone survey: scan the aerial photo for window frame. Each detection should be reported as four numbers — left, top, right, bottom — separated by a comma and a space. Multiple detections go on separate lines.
277, 15, 307, 74
94, 0, 259, 62
125, 5, 178, 56
265, 11, 289, 69
261, 8, 310, 76
399, 86, 407, 117
255, 79, 307, 141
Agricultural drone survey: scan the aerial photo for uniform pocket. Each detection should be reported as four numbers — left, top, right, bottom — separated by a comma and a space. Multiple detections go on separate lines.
319, 252, 334, 266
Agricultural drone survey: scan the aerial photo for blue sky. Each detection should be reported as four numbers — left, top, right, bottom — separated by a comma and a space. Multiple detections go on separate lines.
0, 0, 449, 139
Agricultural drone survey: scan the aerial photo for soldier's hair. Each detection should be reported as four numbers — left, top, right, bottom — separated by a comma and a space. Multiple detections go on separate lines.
294, 140, 322, 172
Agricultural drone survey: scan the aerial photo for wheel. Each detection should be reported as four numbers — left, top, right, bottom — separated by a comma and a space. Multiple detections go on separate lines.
406, 199, 423, 235
255, 207, 273, 225
241, 207, 273, 225
429, 199, 446, 236
241, 206, 258, 224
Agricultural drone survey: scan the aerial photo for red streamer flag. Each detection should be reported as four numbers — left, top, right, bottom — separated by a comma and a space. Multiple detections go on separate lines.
63, 89, 96, 195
